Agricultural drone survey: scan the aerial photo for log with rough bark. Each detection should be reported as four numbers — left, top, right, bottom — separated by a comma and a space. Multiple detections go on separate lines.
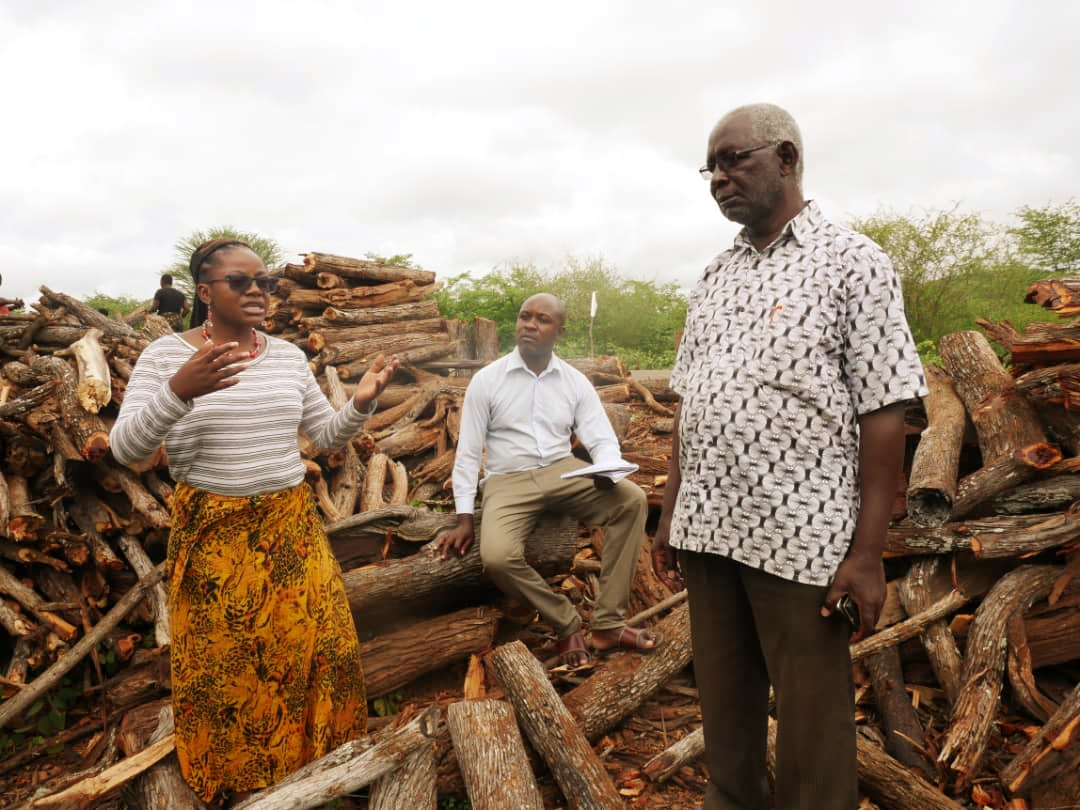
286, 280, 442, 312
4, 473, 43, 540
38, 286, 138, 339
359, 453, 408, 512
120, 703, 203, 810
562, 604, 692, 741
939, 330, 1049, 466
375, 423, 443, 459
53, 327, 111, 413
306, 317, 445, 354
303, 251, 438, 286
235, 705, 443, 810
983, 317, 1080, 365
487, 640, 623, 809
1015, 362, 1080, 454
937, 564, 1064, 789
446, 699, 545, 810
906, 364, 966, 527
0, 562, 166, 729
948, 443, 1062, 521
990, 474, 1080, 514
864, 646, 934, 778
336, 341, 460, 380
315, 331, 452, 370
368, 741, 437, 810
897, 557, 965, 704
361, 606, 500, 697
30, 355, 110, 462
1001, 679, 1080, 799
323, 365, 363, 518
307, 299, 442, 327
341, 512, 577, 623
885, 511, 1080, 557
1024, 277, 1080, 315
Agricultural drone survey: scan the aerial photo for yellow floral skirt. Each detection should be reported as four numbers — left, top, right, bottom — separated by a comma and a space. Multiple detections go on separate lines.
167, 482, 367, 803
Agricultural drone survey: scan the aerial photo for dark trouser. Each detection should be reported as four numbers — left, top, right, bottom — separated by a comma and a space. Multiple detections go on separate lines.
680, 550, 858, 810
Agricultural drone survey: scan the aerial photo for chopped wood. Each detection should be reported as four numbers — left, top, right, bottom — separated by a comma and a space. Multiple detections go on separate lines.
446, 699, 544, 810
303, 252, 438, 286
234, 705, 443, 810
368, 741, 438, 810
906, 364, 966, 526
488, 640, 624, 809
1000, 679, 1080, 797
53, 327, 111, 413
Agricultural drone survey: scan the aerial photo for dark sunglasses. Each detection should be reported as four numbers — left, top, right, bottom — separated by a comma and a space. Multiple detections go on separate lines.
205, 274, 280, 294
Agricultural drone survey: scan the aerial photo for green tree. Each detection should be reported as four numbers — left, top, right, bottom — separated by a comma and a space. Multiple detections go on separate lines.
83, 293, 146, 318
163, 226, 284, 299
849, 207, 1016, 344
1009, 200, 1080, 276
434, 257, 686, 368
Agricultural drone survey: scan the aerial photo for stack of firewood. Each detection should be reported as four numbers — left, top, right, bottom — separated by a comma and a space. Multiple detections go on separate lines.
1, 268, 1079, 809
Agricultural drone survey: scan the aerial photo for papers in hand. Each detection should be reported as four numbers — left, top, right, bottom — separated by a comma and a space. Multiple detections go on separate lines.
560, 460, 640, 483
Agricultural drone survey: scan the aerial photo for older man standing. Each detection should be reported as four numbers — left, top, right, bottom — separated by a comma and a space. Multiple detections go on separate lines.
652, 104, 927, 809
436, 293, 661, 666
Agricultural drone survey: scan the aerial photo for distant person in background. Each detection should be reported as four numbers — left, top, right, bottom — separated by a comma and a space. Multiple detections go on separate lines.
0, 272, 24, 314
150, 273, 190, 331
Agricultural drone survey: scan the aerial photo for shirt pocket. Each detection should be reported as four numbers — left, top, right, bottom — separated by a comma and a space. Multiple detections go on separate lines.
750, 299, 840, 408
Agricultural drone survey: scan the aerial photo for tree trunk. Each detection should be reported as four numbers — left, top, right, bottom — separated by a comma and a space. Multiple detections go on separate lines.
562, 604, 692, 741
361, 607, 500, 698
341, 512, 578, 624
303, 252, 437, 285
938, 330, 1049, 466
235, 706, 443, 810
864, 646, 934, 778
368, 741, 437, 810
487, 640, 623, 809
948, 443, 1061, 521
445, 699, 545, 810
937, 564, 1063, 790
897, 557, 964, 704
906, 364, 966, 527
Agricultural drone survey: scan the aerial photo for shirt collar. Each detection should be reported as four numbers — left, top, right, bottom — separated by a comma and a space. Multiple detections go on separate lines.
733, 199, 823, 253
508, 347, 563, 377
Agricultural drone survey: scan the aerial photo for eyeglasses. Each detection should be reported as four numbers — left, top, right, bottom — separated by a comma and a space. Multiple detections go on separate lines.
205, 274, 280, 294
699, 142, 779, 179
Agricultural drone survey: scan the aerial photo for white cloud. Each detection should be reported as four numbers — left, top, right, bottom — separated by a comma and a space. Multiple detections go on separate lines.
1, 0, 1076, 308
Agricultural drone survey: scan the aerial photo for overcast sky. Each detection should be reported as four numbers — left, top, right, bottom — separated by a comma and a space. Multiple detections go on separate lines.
1, 0, 1076, 310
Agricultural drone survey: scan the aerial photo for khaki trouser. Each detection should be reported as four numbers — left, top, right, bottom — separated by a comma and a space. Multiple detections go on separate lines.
680, 550, 858, 810
478, 455, 647, 637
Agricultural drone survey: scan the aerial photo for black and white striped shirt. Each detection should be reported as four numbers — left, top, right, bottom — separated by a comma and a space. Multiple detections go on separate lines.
111, 333, 371, 496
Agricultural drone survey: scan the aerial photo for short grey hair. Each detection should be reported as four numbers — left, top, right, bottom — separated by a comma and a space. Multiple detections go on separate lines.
722, 103, 804, 186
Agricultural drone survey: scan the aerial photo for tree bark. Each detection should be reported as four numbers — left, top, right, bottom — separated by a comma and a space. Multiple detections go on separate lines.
303, 252, 437, 285
897, 557, 964, 704
368, 741, 437, 810
487, 640, 623, 809
235, 706, 443, 810
864, 646, 934, 778
445, 699, 545, 810
1000, 679, 1080, 798
938, 330, 1049, 466
948, 443, 1062, 521
906, 364, 966, 527
53, 327, 111, 413
361, 606, 500, 698
341, 512, 578, 623
937, 564, 1063, 789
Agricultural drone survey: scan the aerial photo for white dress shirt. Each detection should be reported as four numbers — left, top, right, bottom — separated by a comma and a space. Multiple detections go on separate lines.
452, 348, 623, 514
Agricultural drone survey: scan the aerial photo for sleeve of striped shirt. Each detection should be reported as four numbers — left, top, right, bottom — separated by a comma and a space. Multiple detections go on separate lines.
110, 345, 193, 465
297, 365, 373, 450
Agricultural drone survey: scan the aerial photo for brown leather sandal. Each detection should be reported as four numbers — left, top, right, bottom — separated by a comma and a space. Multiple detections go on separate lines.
556, 630, 593, 667
591, 625, 664, 657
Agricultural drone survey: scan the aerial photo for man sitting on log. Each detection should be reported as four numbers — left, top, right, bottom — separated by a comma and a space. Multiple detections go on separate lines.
434, 292, 662, 666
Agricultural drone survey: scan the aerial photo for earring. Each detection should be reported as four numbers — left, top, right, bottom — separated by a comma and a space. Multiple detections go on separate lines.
201, 306, 214, 343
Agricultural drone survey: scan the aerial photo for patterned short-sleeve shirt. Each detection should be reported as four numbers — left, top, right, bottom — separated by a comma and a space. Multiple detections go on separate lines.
669, 201, 928, 586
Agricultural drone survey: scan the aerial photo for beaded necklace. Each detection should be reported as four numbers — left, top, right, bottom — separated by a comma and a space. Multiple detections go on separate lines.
202, 320, 261, 359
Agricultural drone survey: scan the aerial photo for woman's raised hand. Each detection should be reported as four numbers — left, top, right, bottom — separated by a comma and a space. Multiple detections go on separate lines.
169, 342, 248, 402
353, 353, 400, 411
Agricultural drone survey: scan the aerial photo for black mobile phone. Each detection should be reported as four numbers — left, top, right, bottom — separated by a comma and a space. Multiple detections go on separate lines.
836, 595, 860, 629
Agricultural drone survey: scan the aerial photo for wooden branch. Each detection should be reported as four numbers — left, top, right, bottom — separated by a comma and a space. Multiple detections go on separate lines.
362, 606, 500, 698
849, 589, 971, 662
1001, 679, 1080, 797
314, 299, 441, 326
5, 473, 43, 540
37, 287, 137, 339
938, 564, 1063, 789
563, 605, 692, 741
303, 252, 437, 285
368, 741, 437, 810
864, 646, 935, 778
235, 706, 443, 810
0, 562, 166, 729
0, 561, 78, 640
324, 366, 362, 518
29, 734, 175, 808
906, 364, 966, 526
897, 557, 964, 704
116, 533, 170, 647
488, 640, 623, 809
948, 443, 1062, 521
53, 327, 111, 413
446, 699, 544, 810
628, 377, 674, 417
939, 330, 1049, 466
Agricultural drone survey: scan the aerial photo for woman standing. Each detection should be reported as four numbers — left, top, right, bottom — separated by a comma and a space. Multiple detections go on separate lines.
112, 238, 399, 805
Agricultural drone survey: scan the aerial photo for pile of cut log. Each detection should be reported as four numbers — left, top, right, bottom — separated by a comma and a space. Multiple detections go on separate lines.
0, 267, 1078, 809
